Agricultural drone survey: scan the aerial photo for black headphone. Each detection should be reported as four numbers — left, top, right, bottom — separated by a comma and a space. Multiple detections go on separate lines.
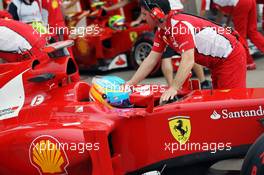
143, 0, 166, 23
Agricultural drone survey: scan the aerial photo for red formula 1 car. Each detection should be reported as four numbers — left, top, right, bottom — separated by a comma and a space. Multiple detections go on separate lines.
1, 19, 264, 175
64, 0, 152, 72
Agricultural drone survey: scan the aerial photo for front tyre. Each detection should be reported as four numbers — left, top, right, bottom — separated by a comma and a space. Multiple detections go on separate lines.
241, 133, 264, 175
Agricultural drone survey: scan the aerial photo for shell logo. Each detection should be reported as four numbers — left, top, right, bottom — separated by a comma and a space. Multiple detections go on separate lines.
29, 135, 69, 175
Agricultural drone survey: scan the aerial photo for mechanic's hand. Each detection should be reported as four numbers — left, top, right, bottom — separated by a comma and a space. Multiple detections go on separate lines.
160, 87, 178, 104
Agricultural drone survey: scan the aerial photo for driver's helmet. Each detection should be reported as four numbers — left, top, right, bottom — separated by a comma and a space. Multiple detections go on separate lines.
108, 15, 126, 31
89, 76, 132, 108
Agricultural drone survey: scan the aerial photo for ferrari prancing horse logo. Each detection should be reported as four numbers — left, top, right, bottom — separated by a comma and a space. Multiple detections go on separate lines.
168, 116, 191, 144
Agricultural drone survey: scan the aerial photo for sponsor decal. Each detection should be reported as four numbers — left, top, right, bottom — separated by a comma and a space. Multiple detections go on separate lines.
210, 110, 221, 120
168, 116, 191, 144
0, 69, 27, 120
210, 106, 264, 120
0, 106, 19, 117
75, 106, 84, 113
29, 135, 69, 175
219, 89, 231, 93
115, 57, 126, 65
31, 95, 45, 107
108, 54, 127, 70
129, 32, 138, 42
52, 0, 59, 9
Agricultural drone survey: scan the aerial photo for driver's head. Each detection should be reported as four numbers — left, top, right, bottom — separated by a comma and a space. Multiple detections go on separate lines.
89, 76, 132, 108
108, 15, 126, 31
139, 0, 171, 29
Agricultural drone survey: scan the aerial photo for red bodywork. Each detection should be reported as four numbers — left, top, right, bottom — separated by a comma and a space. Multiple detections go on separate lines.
1, 21, 264, 175
1, 53, 264, 174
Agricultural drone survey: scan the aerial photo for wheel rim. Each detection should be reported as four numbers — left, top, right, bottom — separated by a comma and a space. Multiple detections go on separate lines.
134, 42, 152, 66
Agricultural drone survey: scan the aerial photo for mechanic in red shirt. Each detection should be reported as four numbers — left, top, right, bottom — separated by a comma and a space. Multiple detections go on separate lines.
128, 0, 247, 102
161, 0, 212, 89
41, 0, 66, 41
202, 0, 264, 70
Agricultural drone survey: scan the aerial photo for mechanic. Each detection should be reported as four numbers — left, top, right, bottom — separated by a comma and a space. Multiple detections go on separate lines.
202, 0, 264, 70
128, 0, 247, 102
7, 0, 47, 33
41, 0, 65, 30
102, 0, 211, 89
161, 0, 211, 89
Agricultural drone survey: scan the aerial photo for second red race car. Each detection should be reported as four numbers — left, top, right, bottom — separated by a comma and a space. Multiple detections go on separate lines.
63, 0, 152, 72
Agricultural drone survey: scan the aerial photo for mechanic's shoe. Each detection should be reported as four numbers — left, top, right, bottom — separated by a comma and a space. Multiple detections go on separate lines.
201, 80, 212, 89
247, 63, 256, 70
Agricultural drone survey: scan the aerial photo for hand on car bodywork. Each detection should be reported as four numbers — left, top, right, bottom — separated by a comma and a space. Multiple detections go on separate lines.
160, 86, 178, 103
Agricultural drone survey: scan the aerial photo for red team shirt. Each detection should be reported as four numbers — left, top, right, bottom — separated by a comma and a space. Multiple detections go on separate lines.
152, 12, 238, 69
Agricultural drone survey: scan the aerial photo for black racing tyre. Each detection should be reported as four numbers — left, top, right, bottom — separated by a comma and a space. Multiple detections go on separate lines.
130, 32, 162, 77
241, 133, 264, 175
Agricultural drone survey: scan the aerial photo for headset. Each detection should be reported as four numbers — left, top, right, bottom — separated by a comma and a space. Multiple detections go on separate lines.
143, 0, 165, 23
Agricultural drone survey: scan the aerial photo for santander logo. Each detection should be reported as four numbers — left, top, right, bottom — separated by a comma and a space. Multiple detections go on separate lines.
211, 106, 264, 120
210, 111, 221, 120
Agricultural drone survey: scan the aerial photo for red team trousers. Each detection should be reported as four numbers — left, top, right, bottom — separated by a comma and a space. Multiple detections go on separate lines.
231, 0, 264, 64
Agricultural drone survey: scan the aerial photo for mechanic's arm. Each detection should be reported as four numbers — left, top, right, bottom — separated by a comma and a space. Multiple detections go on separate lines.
161, 49, 195, 102
128, 51, 162, 85
104, 0, 131, 12
172, 49, 195, 90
